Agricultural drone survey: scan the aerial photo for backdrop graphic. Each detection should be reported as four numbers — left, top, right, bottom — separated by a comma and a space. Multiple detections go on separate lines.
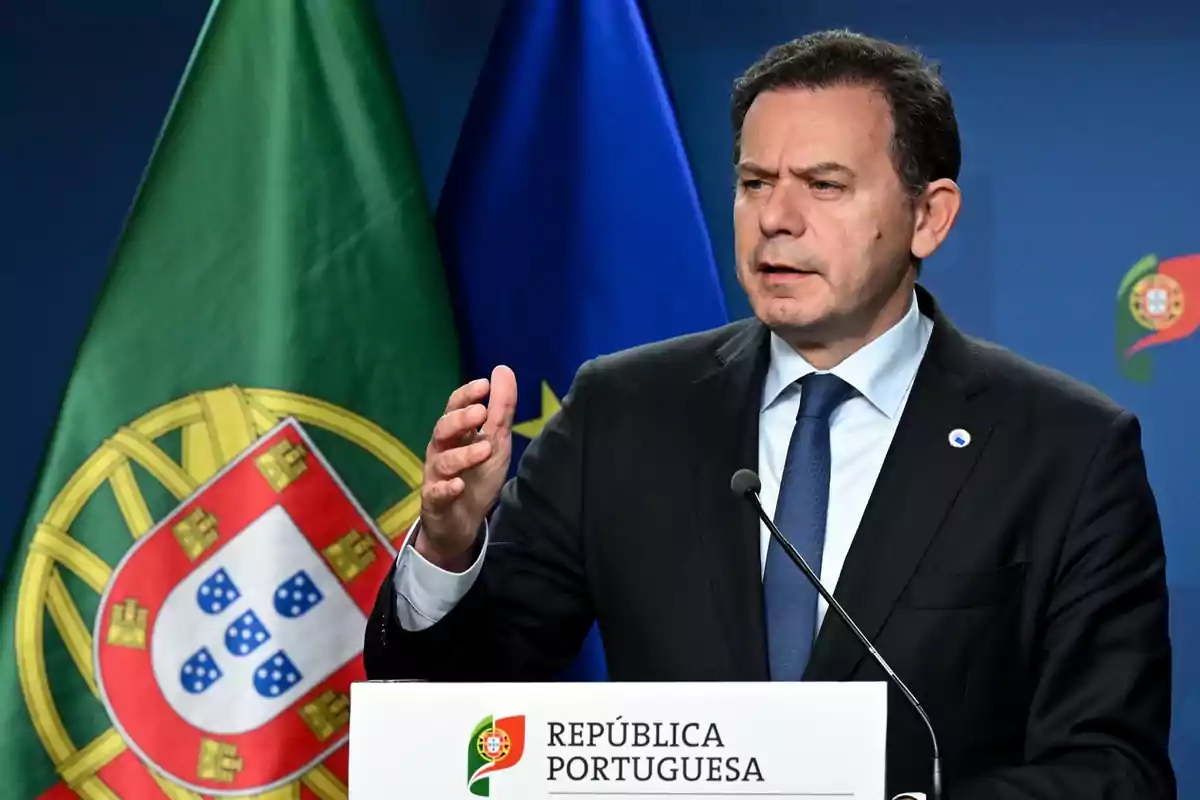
3, 0, 1197, 794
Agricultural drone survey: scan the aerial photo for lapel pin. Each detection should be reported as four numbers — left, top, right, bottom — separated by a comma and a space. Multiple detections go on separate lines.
948, 428, 971, 448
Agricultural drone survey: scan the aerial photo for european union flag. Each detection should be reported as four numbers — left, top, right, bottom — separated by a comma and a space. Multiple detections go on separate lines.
435, 0, 728, 680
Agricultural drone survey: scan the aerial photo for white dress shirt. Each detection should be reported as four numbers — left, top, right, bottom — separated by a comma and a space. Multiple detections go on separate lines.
392, 291, 933, 635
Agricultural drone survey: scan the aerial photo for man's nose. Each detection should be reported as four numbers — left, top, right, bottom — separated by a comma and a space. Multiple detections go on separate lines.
758, 181, 806, 239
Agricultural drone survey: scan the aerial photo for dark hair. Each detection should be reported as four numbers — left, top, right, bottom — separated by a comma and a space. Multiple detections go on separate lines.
731, 29, 961, 198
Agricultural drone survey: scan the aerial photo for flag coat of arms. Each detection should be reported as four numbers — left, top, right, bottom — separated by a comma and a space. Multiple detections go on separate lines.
0, 1, 460, 797
94, 421, 390, 794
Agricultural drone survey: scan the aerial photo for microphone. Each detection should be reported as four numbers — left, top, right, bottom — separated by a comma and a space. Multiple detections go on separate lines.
730, 468, 943, 800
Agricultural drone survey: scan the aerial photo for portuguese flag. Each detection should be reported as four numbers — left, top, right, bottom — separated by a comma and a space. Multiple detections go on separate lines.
0, 1, 460, 798
1115, 252, 1200, 382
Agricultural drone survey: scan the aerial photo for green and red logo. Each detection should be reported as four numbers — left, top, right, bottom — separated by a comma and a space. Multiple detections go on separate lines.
1116, 252, 1200, 382
466, 714, 526, 796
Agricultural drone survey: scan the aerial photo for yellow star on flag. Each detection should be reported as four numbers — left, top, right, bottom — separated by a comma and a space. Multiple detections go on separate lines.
513, 381, 562, 440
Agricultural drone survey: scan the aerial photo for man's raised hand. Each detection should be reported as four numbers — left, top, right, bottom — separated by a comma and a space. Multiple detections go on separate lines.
415, 365, 518, 569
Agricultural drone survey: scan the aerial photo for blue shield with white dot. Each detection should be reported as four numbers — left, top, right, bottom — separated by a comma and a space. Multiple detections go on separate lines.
254, 650, 303, 698
224, 609, 272, 657
196, 567, 241, 615
273, 570, 324, 619
180, 646, 223, 694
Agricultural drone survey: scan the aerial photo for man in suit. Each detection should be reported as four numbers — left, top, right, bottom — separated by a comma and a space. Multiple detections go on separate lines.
364, 29, 1174, 799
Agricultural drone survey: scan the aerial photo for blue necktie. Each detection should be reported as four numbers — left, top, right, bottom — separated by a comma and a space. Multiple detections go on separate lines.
763, 372, 855, 680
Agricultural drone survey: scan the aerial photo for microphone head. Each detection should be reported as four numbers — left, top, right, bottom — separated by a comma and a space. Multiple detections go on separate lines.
730, 469, 761, 497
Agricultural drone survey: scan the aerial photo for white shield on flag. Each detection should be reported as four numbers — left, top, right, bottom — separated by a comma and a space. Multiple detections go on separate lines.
94, 418, 396, 795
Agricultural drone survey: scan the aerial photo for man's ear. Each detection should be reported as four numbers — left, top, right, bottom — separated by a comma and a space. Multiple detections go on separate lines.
910, 178, 961, 260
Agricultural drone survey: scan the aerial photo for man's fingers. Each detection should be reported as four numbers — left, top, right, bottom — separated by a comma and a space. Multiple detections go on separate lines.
483, 365, 518, 439
422, 477, 466, 507
432, 404, 488, 448
430, 440, 492, 480
443, 378, 490, 415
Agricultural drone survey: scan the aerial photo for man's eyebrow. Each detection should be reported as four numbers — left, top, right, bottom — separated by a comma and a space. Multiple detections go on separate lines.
735, 161, 856, 179
796, 161, 856, 179
735, 161, 776, 178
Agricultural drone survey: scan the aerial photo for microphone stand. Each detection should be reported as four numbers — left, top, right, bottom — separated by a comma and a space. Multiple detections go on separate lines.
736, 477, 943, 800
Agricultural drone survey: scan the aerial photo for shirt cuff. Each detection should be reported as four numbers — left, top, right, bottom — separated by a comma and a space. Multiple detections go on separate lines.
392, 518, 487, 631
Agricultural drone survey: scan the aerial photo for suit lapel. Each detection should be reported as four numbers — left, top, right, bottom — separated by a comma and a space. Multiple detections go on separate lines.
687, 320, 772, 680
804, 287, 995, 682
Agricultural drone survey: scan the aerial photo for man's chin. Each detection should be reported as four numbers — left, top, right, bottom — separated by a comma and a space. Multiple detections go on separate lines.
753, 302, 849, 347
753, 298, 833, 333
766, 318, 833, 340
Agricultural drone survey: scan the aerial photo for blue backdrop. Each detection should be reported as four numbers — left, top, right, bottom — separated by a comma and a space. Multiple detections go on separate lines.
3, 0, 1197, 791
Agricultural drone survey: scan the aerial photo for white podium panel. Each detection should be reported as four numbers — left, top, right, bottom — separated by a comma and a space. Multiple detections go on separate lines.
348, 680, 886, 799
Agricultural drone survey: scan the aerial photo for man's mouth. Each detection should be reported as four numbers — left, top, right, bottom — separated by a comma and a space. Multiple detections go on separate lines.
759, 262, 813, 275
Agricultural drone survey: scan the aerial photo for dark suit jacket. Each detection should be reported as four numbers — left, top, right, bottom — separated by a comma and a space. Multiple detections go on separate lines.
364, 286, 1174, 799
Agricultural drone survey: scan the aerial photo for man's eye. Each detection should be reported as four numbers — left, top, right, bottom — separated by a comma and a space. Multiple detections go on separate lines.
812, 180, 843, 191
740, 179, 766, 191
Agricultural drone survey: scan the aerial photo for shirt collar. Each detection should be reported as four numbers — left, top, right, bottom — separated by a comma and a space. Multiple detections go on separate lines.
761, 290, 930, 419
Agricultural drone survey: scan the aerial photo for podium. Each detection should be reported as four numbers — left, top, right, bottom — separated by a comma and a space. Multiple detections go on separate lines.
348, 680, 891, 799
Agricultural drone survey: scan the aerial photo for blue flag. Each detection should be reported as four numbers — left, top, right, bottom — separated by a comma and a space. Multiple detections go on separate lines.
435, 0, 728, 680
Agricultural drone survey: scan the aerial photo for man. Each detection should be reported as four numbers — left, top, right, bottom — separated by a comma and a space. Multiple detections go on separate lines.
365, 30, 1175, 799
